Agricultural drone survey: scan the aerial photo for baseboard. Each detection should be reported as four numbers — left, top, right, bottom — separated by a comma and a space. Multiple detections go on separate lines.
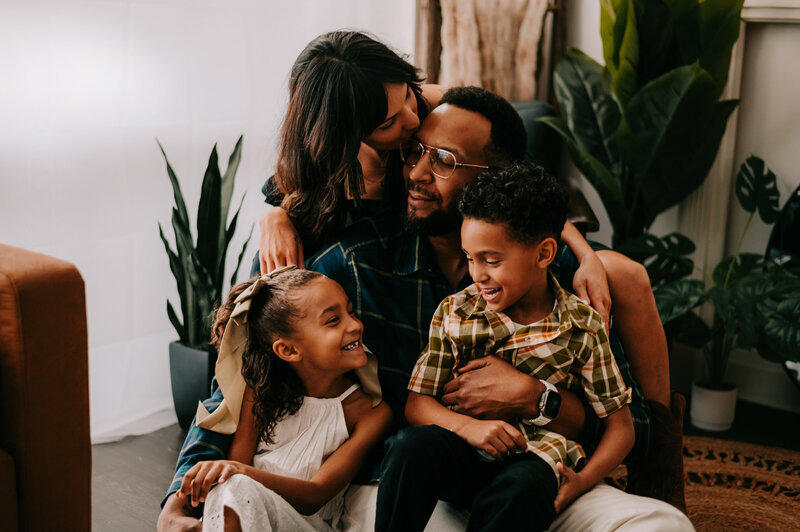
91, 406, 178, 444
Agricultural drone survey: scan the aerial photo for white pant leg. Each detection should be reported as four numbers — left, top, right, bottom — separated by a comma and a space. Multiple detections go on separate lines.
548, 483, 694, 532
341, 483, 468, 532
342, 481, 692, 532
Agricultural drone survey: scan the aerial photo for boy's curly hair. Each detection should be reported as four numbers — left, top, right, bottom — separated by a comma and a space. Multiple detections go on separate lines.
458, 161, 568, 244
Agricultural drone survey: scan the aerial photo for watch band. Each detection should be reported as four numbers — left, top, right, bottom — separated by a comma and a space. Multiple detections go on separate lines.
522, 379, 559, 427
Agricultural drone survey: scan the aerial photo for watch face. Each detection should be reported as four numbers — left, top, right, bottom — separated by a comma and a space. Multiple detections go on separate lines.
543, 391, 562, 418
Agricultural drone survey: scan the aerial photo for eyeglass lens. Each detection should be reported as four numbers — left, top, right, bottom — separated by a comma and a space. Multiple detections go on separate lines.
401, 142, 458, 178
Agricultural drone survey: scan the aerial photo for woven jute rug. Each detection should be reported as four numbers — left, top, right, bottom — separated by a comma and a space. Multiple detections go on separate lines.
682, 435, 800, 531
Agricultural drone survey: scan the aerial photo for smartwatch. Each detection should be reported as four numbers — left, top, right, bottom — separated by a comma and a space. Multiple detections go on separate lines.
523, 379, 562, 427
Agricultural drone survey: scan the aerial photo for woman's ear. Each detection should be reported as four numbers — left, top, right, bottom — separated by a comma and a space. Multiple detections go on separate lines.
535, 237, 558, 269
272, 339, 302, 363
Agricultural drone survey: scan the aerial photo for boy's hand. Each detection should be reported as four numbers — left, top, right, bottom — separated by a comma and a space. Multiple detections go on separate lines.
554, 463, 593, 513
454, 419, 527, 460
177, 460, 247, 507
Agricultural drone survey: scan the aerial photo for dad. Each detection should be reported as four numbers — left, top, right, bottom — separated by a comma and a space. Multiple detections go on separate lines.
158, 87, 692, 531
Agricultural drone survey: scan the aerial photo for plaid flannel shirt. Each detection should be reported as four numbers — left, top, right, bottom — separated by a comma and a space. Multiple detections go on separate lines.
409, 273, 632, 474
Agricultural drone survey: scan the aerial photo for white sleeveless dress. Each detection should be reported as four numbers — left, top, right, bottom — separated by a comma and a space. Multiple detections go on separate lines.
202, 383, 361, 532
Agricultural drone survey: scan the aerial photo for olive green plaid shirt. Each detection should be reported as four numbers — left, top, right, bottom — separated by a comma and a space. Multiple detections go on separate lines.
408, 273, 632, 474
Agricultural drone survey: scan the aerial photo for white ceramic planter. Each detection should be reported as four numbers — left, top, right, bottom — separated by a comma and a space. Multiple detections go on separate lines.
690, 381, 738, 431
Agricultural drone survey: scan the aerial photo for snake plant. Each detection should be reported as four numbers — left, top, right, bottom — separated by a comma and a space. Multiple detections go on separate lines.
158, 136, 253, 350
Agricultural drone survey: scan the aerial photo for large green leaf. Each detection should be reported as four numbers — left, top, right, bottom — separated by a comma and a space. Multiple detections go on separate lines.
617, 232, 695, 286
219, 136, 244, 261
609, 0, 639, 107
157, 140, 191, 234
762, 298, 800, 362
695, 0, 744, 97
712, 252, 764, 287
197, 145, 222, 284
166, 301, 186, 344
231, 225, 255, 287
618, 64, 738, 229
735, 155, 780, 224
654, 278, 705, 324
538, 115, 626, 233
552, 49, 621, 171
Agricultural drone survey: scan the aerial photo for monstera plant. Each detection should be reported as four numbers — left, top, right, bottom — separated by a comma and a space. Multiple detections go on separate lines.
158, 136, 253, 428
654, 157, 800, 429
541, 0, 744, 256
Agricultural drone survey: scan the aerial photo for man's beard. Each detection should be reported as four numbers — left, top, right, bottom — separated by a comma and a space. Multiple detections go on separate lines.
403, 201, 463, 236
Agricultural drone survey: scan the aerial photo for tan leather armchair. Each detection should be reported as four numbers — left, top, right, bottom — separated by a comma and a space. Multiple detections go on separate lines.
0, 244, 91, 531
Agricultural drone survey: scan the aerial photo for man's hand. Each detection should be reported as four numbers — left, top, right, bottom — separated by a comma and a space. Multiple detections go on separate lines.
441, 356, 543, 420
157, 493, 202, 532
554, 463, 592, 513
453, 418, 527, 460
571, 252, 611, 334
177, 460, 247, 507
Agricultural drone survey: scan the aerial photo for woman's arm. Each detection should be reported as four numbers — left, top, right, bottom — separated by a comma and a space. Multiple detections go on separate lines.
258, 205, 305, 273
560, 221, 611, 329
554, 406, 634, 512
420, 83, 446, 108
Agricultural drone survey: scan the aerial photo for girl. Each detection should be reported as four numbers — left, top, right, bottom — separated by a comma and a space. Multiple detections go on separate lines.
177, 267, 392, 531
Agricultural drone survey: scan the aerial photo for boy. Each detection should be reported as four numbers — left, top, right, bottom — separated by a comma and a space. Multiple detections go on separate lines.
379, 161, 635, 531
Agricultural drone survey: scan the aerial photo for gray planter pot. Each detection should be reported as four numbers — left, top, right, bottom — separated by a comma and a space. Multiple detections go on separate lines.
169, 341, 216, 431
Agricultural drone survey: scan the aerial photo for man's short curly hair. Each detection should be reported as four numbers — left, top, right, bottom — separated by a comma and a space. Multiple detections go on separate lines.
439, 86, 526, 166
458, 161, 568, 245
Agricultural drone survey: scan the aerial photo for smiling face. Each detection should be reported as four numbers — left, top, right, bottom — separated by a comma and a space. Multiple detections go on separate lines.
285, 277, 367, 373
461, 217, 553, 319
363, 82, 420, 151
403, 104, 492, 234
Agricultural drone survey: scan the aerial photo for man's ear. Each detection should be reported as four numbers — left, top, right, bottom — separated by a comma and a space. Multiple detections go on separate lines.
535, 237, 558, 269
272, 339, 302, 363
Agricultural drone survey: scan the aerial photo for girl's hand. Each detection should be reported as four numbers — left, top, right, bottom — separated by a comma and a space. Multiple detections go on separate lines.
554, 463, 592, 513
258, 207, 305, 274
177, 460, 247, 507
454, 419, 527, 460
572, 252, 611, 333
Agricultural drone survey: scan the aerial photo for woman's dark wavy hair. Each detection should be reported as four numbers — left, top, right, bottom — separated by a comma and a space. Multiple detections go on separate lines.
275, 30, 426, 248
211, 269, 324, 445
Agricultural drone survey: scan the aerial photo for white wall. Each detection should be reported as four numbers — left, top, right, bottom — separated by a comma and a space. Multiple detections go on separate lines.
0, 0, 415, 442
725, 21, 800, 413
564, 2, 800, 413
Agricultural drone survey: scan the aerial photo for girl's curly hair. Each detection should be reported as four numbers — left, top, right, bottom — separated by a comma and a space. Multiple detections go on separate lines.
210, 269, 324, 445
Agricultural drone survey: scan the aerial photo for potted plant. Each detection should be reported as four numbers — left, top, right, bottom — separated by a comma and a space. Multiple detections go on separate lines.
655, 156, 800, 430
540, 0, 743, 251
158, 136, 253, 430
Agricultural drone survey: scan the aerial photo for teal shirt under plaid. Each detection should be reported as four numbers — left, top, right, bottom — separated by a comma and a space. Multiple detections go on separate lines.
164, 212, 651, 503
408, 273, 632, 475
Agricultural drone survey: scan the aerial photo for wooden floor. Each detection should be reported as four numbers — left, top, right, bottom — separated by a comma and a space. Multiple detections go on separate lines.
91, 398, 800, 531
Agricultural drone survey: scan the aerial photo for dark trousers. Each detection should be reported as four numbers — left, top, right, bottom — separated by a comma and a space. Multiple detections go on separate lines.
376, 425, 558, 532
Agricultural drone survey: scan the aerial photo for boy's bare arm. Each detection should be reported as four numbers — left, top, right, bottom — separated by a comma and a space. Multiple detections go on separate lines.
406, 391, 527, 460
554, 405, 634, 512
